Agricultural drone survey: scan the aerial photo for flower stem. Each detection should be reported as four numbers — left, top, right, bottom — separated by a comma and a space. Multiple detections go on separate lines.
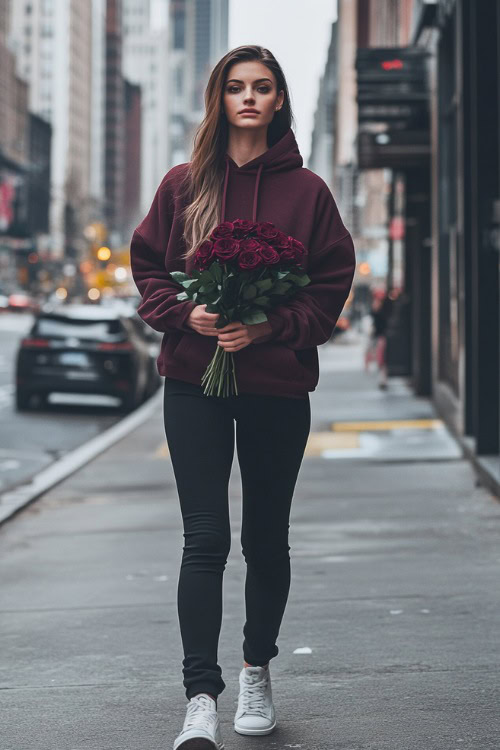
201, 336, 239, 397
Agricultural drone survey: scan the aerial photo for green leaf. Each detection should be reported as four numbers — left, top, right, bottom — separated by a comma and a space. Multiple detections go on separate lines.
170, 271, 191, 284
272, 281, 292, 295
199, 282, 216, 293
210, 261, 223, 283
242, 284, 257, 300
241, 310, 269, 325
184, 278, 201, 289
255, 278, 274, 292
241, 310, 267, 326
287, 273, 310, 287
205, 290, 221, 304
176, 291, 189, 301
253, 296, 271, 306
277, 271, 290, 280
200, 269, 215, 285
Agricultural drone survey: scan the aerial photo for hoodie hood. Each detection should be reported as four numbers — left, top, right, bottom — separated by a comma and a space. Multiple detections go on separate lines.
221, 126, 303, 222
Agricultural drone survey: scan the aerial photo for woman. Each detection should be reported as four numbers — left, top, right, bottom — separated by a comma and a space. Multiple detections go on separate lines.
130, 45, 356, 750
365, 289, 392, 389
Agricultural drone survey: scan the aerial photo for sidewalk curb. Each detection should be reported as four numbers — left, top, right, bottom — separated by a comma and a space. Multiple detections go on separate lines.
0, 387, 164, 527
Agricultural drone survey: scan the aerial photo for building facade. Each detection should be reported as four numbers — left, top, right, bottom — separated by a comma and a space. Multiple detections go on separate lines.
122, 0, 169, 212
9, 0, 94, 260
0, 0, 51, 290
334, 0, 499, 492
105, 0, 126, 239
167, 0, 229, 168
416, 0, 500, 492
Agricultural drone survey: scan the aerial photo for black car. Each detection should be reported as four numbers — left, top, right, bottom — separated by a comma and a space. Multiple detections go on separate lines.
15, 304, 162, 412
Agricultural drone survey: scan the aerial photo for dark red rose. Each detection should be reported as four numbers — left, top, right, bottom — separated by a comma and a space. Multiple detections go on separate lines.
238, 249, 263, 270
232, 219, 258, 237
289, 237, 307, 257
213, 237, 240, 262
268, 230, 290, 249
210, 221, 234, 239
194, 239, 215, 270
258, 241, 280, 265
279, 236, 307, 265
239, 237, 262, 253
256, 221, 279, 241
278, 248, 296, 264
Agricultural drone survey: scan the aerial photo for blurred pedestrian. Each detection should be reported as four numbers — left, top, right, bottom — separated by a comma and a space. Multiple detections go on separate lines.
365, 288, 391, 389
130, 45, 356, 750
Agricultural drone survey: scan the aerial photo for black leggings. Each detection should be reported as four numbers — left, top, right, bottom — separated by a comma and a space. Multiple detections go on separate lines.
163, 376, 311, 701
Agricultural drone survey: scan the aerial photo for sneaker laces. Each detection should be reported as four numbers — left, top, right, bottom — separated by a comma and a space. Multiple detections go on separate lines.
240, 670, 269, 716
184, 695, 217, 733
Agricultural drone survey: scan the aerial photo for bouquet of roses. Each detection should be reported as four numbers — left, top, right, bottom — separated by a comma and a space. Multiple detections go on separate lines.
169, 219, 311, 397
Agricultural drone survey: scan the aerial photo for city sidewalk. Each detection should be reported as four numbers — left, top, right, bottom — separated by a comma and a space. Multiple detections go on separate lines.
1, 330, 499, 749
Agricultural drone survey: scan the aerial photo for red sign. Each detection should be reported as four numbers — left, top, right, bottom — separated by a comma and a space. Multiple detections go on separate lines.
381, 59, 404, 71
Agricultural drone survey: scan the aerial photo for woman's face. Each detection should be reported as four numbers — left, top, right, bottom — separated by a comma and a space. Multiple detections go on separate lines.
222, 60, 284, 131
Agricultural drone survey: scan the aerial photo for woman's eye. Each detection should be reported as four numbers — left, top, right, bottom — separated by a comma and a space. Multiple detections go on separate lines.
227, 86, 271, 94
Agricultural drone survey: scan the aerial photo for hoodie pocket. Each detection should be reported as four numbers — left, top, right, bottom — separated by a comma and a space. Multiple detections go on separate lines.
172, 332, 192, 362
168, 330, 218, 369
163, 331, 194, 365
237, 340, 308, 384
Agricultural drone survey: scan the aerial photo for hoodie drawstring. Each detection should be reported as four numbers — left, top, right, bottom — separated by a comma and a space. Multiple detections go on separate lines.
221, 159, 264, 223
221, 158, 230, 223
252, 163, 264, 223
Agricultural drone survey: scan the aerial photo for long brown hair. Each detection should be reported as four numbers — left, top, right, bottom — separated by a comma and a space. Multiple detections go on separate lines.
179, 45, 296, 260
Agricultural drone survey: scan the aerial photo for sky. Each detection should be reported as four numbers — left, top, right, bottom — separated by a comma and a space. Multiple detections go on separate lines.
228, 0, 338, 164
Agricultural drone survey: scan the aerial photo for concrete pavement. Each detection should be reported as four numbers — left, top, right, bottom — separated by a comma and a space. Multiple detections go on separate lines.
1, 330, 499, 749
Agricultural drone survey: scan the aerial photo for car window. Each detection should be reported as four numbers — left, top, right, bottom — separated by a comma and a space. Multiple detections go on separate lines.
34, 317, 126, 341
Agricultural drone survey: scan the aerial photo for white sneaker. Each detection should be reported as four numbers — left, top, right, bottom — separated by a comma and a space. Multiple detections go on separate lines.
234, 665, 276, 735
173, 693, 224, 750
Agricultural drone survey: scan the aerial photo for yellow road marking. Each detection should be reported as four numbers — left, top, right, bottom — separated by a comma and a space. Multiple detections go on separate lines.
331, 418, 444, 432
305, 432, 360, 456
155, 432, 360, 460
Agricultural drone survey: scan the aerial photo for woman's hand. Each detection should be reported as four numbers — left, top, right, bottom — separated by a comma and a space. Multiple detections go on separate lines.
217, 320, 272, 352
186, 304, 220, 336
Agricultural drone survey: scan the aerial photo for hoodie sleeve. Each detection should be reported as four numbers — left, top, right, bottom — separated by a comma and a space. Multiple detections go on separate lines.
129, 170, 196, 334
254, 183, 356, 350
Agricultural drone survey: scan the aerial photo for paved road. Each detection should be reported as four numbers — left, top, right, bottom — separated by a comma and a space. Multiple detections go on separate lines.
0, 312, 139, 496
1, 332, 499, 749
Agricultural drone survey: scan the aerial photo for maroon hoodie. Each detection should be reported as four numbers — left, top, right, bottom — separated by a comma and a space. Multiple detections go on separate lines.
129, 126, 356, 398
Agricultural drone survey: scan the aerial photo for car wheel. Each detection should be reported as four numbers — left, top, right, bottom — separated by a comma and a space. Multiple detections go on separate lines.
121, 388, 138, 414
33, 392, 49, 409
15, 389, 33, 411
145, 375, 158, 400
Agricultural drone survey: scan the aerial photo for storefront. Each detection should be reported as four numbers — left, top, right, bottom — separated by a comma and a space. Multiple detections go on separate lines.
355, 45, 432, 394
355, 2, 500, 494
417, 0, 500, 493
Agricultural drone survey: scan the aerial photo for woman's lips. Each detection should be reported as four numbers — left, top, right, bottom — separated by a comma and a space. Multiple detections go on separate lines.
239, 111, 259, 116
